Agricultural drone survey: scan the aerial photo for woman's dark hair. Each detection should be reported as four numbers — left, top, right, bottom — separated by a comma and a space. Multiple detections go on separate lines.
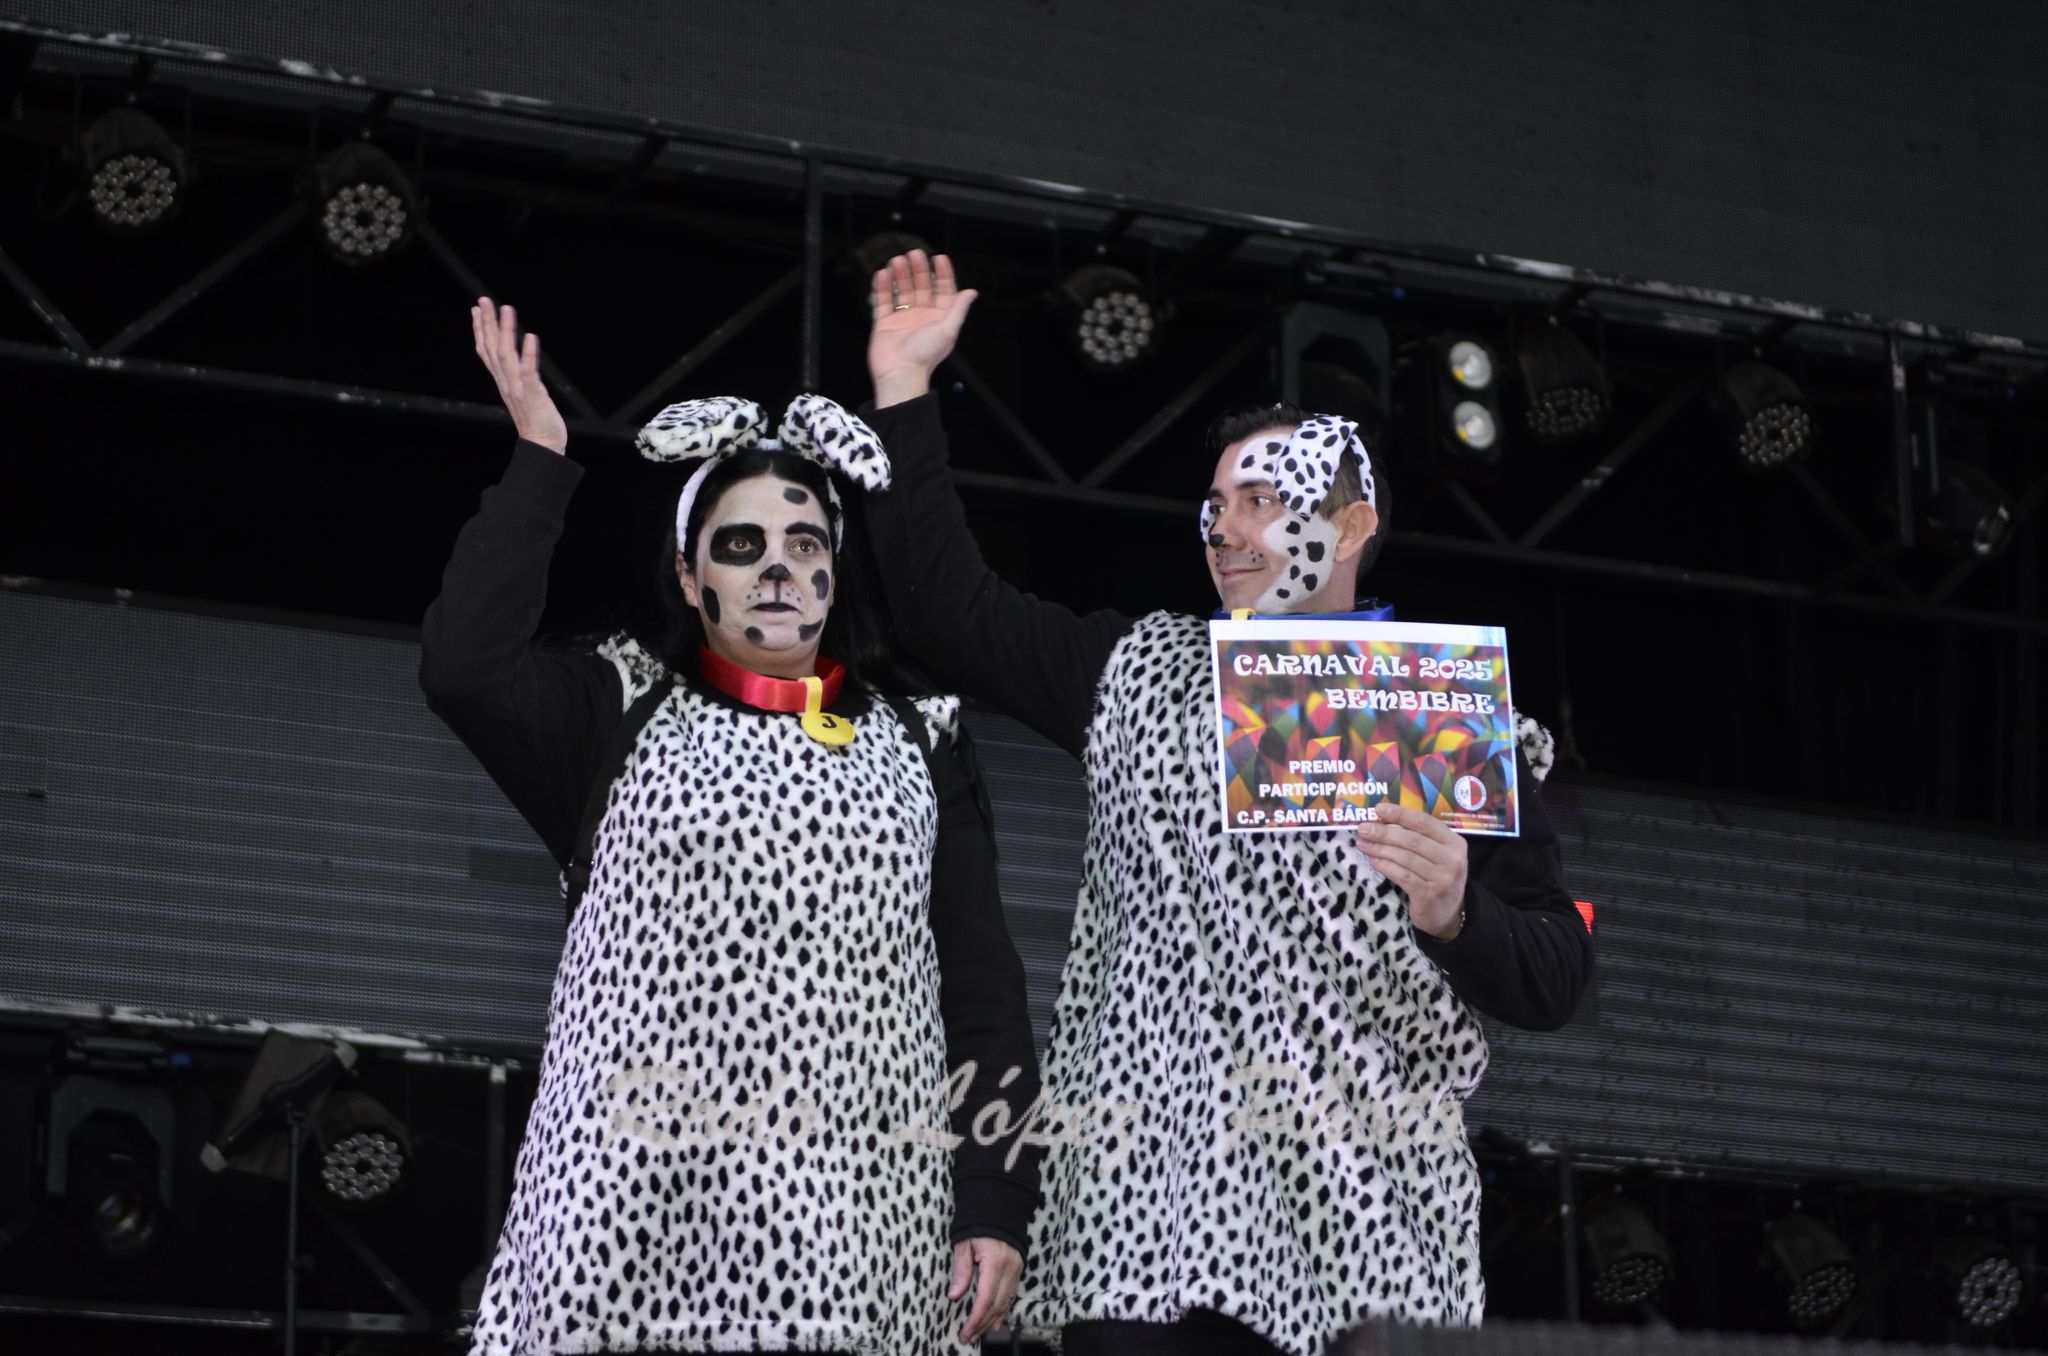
632, 449, 930, 696
1201, 401, 1393, 574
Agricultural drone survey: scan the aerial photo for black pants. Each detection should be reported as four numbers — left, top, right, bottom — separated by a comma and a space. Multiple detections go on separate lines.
1062, 1309, 1287, 1355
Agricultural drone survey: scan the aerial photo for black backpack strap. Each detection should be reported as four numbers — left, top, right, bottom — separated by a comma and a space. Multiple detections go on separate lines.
884, 695, 998, 839
884, 693, 936, 764
562, 681, 671, 922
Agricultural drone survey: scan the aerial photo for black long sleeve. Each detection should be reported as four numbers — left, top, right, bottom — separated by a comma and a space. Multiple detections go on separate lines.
1415, 749, 1594, 1031
861, 394, 1135, 758
418, 439, 624, 864
927, 723, 1044, 1253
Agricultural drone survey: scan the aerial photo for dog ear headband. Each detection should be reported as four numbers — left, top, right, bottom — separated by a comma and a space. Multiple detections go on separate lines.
637, 393, 891, 551
1198, 412, 1377, 540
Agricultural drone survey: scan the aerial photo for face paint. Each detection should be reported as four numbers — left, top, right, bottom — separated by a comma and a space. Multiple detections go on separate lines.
1205, 432, 1296, 613
1250, 510, 1339, 613
1206, 426, 1364, 615
686, 473, 836, 677
708, 524, 766, 567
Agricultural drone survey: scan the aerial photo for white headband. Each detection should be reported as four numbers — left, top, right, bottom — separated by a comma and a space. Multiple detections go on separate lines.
637, 393, 892, 552
1199, 412, 1377, 541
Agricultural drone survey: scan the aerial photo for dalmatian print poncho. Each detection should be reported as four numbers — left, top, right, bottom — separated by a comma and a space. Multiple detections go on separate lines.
421, 443, 1034, 1356
857, 395, 1588, 1356
466, 642, 978, 1356
1016, 613, 1494, 1347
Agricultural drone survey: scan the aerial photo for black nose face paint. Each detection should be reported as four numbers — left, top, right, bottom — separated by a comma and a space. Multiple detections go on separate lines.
1207, 532, 1227, 549
701, 586, 722, 625
761, 562, 793, 583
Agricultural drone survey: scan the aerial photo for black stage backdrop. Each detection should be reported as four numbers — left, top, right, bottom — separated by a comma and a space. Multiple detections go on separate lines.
19, 0, 2048, 343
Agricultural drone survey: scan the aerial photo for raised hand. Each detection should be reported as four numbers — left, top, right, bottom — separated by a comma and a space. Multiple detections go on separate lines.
470, 297, 568, 454
868, 250, 978, 409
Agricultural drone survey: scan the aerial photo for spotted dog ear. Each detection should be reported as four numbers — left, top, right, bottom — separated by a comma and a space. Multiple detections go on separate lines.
1514, 711, 1557, 783
636, 395, 767, 463
777, 394, 891, 491
1198, 498, 1219, 542
1271, 415, 1368, 518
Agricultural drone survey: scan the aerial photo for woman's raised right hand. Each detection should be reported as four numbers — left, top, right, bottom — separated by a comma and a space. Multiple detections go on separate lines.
471, 297, 568, 454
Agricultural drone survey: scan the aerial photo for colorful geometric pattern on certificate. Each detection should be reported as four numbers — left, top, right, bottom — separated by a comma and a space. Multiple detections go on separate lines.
1215, 629, 1517, 834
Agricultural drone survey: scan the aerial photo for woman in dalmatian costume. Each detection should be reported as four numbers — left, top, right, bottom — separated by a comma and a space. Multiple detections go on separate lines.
423, 298, 1041, 1356
858, 254, 1592, 1356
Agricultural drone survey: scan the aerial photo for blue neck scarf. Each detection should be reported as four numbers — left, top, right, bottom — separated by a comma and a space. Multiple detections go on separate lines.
1212, 597, 1396, 622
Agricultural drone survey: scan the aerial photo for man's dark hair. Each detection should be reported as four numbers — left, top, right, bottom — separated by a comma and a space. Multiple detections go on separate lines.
636, 450, 928, 696
1202, 402, 1393, 576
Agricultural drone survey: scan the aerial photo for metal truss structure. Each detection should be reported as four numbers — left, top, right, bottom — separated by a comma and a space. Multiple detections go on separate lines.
0, 17, 2043, 642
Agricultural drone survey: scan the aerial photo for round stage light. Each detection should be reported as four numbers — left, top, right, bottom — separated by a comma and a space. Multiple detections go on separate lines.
1718, 360, 1813, 471
320, 1128, 406, 1204
1060, 265, 1160, 373
1517, 326, 1611, 444
312, 1088, 412, 1207
1447, 339, 1494, 390
1765, 1213, 1858, 1329
1452, 400, 1498, 452
81, 108, 186, 233
1582, 1193, 1673, 1309
1937, 1239, 2025, 1328
311, 142, 417, 265
1928, 462, 2014, 559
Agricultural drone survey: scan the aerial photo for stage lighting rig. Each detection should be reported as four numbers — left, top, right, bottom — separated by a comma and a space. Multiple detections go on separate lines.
1924, 461, 2014, 559
310, 141, 417, 265
1059, 264, 1160, 373
1581, 1191, 1673, 1309
1764, 1211, 1859, 1329
313, 1088, 412, 1207
1935, 1235, 2025, 1329
1428, 334, 1503, 470
1516, 323, 1610, 444
1716, 360, 1814, 471
40, 1033, 182, 1262
80, 106, 187, 234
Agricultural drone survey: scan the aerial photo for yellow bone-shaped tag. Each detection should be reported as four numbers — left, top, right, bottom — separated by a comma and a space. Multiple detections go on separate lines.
798, 674, 855, 747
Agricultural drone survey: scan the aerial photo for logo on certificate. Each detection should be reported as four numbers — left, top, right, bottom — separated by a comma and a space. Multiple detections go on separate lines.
1453, 775, 1487, 813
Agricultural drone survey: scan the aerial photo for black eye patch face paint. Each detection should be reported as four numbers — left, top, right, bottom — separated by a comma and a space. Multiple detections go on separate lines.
811, 569, 831, 601
782, 486, 810, 505
709, 524, 765, 566
701, 586, 722, 625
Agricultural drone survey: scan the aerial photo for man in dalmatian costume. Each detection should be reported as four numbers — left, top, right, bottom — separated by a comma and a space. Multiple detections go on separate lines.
858, 254, 1592, 1356
424, 298, 1042, 1355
